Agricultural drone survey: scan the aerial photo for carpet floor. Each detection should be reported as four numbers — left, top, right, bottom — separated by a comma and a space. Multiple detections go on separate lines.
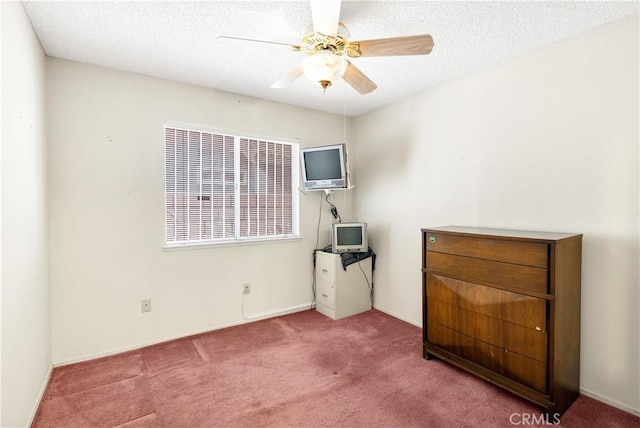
33, 309, 638, 427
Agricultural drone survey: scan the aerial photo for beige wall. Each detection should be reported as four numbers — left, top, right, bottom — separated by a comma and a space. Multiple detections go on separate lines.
353, 15, 639, 413
1, 2, 51, 426
46, 58, 354, 364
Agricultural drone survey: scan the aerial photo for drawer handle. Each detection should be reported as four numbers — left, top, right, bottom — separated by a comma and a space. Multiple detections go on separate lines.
322, 294, 328, 298
536, 326, 541, 331
429, 236, 436, 244
322, 269, 328, 273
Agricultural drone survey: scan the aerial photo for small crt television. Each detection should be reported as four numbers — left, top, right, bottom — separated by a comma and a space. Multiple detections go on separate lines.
300, 144, 347, 191
332, 222, 368, 253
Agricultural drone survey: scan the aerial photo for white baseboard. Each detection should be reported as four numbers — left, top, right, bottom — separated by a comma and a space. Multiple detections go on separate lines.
373, 304, 422, 328
244, 302, 312, 321
579, 387, 640, 416
54, 302, 313, 367
27, 364, 53, 427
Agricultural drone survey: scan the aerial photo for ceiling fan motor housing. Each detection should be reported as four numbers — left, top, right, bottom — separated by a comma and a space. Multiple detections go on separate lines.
301, 23, 360, 57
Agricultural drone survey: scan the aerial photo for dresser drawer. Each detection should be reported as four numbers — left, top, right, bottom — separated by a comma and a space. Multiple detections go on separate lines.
426, 232, 548, 268
426, 274, 547, 331
427, 322, 547, 393
426, 252, 549, 294
427, 298, 547, 361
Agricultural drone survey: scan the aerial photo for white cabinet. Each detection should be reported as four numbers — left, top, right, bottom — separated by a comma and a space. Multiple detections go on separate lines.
315, 251, 373, 320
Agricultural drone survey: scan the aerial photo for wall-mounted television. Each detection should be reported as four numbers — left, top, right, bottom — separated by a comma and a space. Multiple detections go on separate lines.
332, 222, 368, 253
300, 144, 348, 191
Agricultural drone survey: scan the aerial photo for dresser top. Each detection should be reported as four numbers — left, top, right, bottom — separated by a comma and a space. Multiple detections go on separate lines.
422, 225, 582, 242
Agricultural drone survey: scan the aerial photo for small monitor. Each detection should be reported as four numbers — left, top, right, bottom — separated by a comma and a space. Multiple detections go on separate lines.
300, 144, 347, 191
332, 222, 368, 253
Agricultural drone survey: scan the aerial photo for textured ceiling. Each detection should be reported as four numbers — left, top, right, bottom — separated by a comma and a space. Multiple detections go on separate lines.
22, 1, 638, 117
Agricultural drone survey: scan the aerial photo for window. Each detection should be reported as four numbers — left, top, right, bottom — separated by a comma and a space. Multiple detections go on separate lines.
164, 124, 299, 247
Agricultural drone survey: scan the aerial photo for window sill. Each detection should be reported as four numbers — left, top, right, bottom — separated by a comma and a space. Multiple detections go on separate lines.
163, 235, 301, 251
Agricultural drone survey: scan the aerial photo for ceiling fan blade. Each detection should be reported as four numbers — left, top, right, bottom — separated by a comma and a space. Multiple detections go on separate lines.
271, 64, 304, 89
216, 36, 300, 50
349, 35, 434, 57
342, 61, 377, 94
310, 0, 341, 37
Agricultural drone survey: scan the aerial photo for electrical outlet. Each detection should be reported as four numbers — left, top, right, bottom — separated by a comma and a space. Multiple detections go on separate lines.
141, 299, 151, 313
242, 283, 251, 295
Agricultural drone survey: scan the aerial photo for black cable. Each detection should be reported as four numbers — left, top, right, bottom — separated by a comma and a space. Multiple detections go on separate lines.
315, 191, 324, 250
356, 258, 374, 307
311, 192, 324, 310
325, 192, 341, 223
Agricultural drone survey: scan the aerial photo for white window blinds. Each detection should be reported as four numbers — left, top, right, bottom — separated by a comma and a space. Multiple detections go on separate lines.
165, 125, 298, 246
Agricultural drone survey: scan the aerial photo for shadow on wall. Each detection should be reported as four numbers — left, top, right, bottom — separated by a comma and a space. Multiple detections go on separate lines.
580, 232, 639, 397
354, 126, 415, 187
368, 221, 389, 257
368, 221, 390, 306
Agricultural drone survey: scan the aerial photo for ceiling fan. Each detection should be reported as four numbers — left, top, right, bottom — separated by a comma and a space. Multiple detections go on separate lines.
217, 0, 434, 94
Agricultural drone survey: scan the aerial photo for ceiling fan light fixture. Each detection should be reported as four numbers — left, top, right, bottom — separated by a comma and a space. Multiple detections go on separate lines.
301, 51, 347, 91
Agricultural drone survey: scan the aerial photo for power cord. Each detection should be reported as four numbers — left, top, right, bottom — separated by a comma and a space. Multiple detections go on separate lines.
310, 192, 324, 310
241, 290, 249, 320
314, 191, 323, 250
325, 192, 341, 223
356, 259, 374, 307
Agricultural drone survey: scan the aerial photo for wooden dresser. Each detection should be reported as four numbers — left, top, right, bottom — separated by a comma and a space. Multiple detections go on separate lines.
422, 226, 582, 418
